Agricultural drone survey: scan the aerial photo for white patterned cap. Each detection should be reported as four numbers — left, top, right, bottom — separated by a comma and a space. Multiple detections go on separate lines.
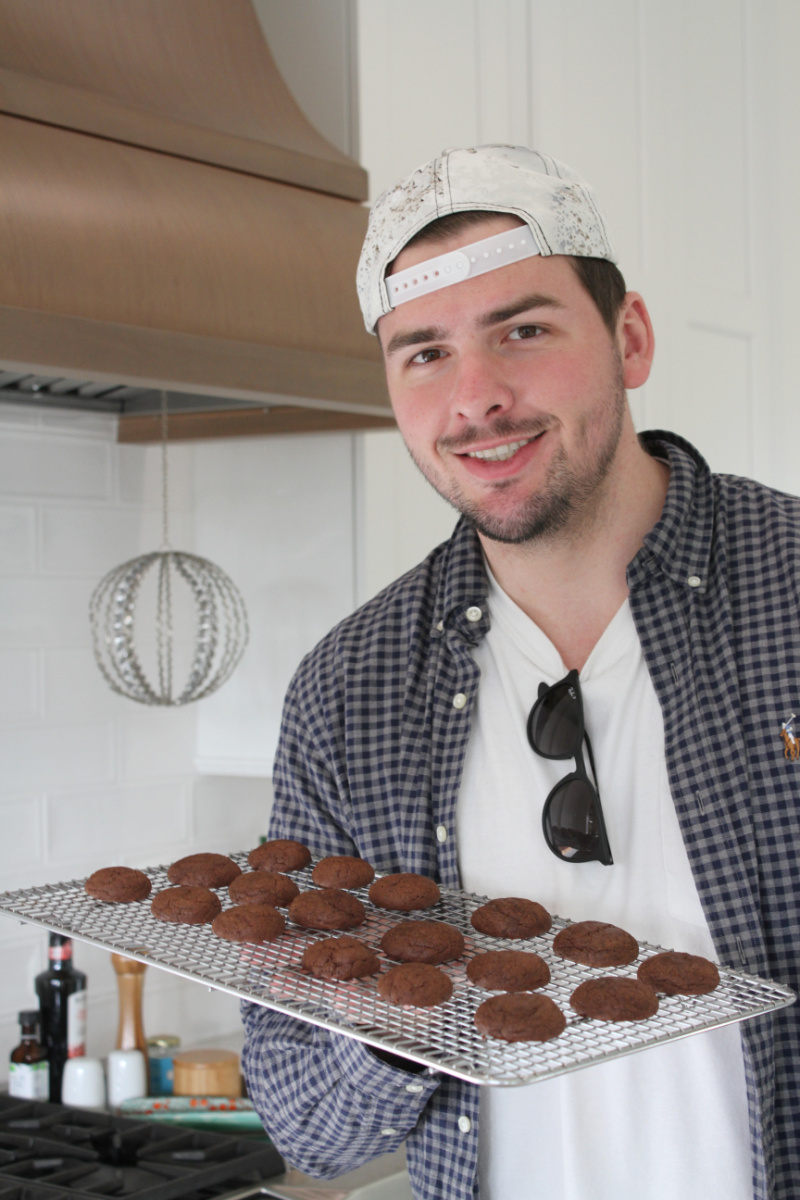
356, 145, 616, 333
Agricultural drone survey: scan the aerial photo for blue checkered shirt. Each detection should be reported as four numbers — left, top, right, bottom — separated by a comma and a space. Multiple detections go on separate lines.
241, 431, 800, 1200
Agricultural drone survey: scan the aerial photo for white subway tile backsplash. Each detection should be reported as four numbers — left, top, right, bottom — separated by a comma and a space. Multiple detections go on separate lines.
0, 579, 96, 648
44, 648, 127, 721
0, 650, 39, 718
46, 782, 188, 862
0, 505, 36, 573
118, 706, 195, 781
0, 724, 114, 793
42, 506, 150, 574
0, 433, 111, 499
192, 775, 273, 850
0, 796, 42, 872
0, 934, 42, 1016
117, 442, 194, 510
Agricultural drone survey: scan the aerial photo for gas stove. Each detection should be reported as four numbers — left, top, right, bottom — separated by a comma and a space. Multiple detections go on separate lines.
0, 1096, 283, 1200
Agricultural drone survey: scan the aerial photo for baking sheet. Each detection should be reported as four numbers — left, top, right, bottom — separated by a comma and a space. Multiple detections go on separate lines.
0, 854, 794, 1087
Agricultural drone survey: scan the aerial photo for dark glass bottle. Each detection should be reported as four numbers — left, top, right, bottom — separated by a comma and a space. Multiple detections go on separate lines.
35, 934, 87, 1103
8, 1010, 50, 1099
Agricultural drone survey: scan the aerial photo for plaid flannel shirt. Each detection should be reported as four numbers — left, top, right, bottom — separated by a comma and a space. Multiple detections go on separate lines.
242, 431, 800, 1200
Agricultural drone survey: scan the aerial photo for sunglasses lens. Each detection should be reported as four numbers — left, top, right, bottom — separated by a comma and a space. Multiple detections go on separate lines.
529, 679, 581, 757
543, 778, 608, 862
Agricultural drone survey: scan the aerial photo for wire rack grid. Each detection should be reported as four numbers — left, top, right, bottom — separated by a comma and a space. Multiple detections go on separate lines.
0, 853, 794, 1088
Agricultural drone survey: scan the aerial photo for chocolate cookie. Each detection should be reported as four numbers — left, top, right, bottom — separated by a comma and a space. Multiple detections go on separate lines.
247, 839, 312, 873
467, 950, 550, 992
85, 866, 152, 903
228, 870, 300, 908
380, 920, 465, 965
151, 886, 222, 925
470, 897, 552, 940
311, 855, 375, 890
637, 951, 720, 996
302, 935, 381, 980
553, 920, 639, 967
475, 992, 566, 1042
570, 977, 659, 1021
211, 903, 285, 943
288, 889, 366, 931
167, 852, 242, 889
377, 962, 453, 1008
369, 873, 440, 912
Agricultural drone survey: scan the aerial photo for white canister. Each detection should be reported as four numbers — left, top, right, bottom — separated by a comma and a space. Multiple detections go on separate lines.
106, 1048, 147, 1107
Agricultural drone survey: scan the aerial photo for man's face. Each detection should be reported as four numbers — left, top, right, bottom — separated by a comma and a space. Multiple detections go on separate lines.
378, 216, 637, 545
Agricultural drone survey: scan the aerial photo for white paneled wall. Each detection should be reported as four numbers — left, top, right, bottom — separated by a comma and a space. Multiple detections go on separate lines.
0, 406, 267, 1080
356, 0, 800, 595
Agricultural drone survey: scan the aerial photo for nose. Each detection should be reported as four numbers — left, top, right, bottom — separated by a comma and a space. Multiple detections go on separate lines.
450, 349, 513, 423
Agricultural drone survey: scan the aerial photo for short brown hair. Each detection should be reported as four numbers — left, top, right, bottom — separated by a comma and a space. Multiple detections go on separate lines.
396, 211, 627, 336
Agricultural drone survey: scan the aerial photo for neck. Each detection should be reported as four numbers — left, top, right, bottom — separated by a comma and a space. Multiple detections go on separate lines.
479, 429, 669, 671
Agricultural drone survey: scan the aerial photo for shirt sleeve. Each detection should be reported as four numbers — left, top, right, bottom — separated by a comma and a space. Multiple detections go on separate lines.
241, 1000, 441, 1178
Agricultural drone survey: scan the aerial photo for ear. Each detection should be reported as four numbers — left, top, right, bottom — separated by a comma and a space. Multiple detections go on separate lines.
617, 292, 654, 389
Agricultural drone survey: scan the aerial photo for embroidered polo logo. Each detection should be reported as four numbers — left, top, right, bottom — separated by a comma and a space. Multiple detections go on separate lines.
781, 714, 799, 761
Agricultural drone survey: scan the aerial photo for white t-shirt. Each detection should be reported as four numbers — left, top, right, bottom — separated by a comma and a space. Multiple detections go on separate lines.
456, 567, 752, 1200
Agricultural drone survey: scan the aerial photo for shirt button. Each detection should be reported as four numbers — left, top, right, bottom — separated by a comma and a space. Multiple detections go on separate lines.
457, 1115, 472, 1133
687, 575, 702, 588
406, 1082, 424, 1094
452, 692, 467, 710
465, 606, 482, 622
381, 1128, 397, 1137
436, 620, 444, 632
436, 824, 447, 843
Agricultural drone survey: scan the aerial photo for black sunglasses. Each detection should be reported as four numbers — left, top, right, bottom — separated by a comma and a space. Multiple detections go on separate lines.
526, 669, 613, 865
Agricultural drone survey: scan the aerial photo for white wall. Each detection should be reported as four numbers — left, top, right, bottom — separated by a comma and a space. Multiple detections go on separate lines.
355, 0, 800, 597
0, 405, 270, 1076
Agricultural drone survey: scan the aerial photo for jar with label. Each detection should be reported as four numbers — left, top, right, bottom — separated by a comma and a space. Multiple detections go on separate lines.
146, 1035, 180, 1096
9, 1010, 50, 1100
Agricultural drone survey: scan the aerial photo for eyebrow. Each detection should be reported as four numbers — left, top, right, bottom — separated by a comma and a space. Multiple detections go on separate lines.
382, 292, 565, 357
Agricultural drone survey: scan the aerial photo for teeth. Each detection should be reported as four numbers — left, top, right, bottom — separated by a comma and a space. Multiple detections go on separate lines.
466, 438, 531, 462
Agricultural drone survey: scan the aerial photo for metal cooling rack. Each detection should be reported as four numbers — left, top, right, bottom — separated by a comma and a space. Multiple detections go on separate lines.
0, 853, 794, 1087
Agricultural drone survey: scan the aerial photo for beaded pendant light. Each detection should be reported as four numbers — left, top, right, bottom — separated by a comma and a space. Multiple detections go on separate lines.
89, 396, 248, 705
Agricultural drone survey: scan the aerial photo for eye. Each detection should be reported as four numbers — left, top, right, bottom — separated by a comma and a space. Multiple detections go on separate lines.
507, 324, 543, 341
410, 347, 445, 365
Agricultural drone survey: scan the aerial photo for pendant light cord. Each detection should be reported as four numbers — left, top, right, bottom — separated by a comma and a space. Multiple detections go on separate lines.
160, 391, 170, 550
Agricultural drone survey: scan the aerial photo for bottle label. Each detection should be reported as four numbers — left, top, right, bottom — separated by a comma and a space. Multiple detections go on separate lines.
67, 989, 87, 1057
48, 942, 73, 963
9, 1061, 50, 1100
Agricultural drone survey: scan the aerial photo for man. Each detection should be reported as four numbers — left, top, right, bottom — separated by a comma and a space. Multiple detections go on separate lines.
242, 146, 799, 1199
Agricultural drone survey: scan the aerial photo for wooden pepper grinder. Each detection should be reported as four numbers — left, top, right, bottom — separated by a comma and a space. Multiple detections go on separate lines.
111, 953, 148, 1055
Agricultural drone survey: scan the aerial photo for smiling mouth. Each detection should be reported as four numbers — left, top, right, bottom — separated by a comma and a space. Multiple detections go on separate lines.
463, 433, 543, 462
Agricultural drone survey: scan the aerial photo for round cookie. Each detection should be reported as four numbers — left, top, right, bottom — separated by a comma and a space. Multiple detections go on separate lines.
85, 866, 151, 903
151, 886, 221, 925
467, 950, 550, 992
228, 871, 300, 908
570, 977, 659, 1021
638, 951, 720, 996
167, 852, 241, 889
553, 920, 639, 968
470, 897, 552, 940
302, 935, 381, 981
475, 992, 566, 1042
369, 873, 440, 912
211, 903, 285, 943
380, 920, 464, 965
312, 855, 375, 890
248, 839, 312, 873
377, 962, 453, 1008
288, 889, 366, 931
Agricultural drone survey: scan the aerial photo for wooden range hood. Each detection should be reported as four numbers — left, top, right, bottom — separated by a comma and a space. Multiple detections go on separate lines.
0, 0, 394, 441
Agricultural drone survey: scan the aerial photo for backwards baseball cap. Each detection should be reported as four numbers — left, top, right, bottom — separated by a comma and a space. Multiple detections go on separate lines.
356, 145, 616, 334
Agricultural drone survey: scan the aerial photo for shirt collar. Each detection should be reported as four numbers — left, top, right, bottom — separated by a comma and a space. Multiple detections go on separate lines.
435, 517, 490, 642
629, 430, 715, 593
436, 429, 715, 638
